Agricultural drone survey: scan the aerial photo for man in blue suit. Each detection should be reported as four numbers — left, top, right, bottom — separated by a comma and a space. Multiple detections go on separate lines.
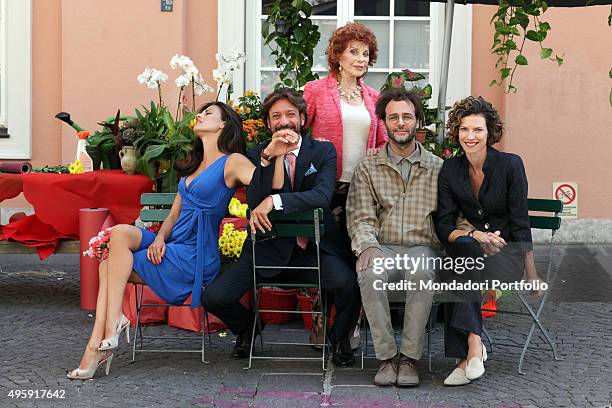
203, 88, 360, 367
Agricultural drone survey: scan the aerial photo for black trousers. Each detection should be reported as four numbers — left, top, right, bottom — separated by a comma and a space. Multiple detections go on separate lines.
441, 236, 524, 359
202, 243, 361, 341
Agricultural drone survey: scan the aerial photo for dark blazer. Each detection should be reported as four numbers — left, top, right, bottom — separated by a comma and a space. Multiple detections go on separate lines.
435, 146, 532, 251
244, 135, 350, 277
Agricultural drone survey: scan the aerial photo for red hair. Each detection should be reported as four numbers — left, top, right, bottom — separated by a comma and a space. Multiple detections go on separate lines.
326, 22, 378, 76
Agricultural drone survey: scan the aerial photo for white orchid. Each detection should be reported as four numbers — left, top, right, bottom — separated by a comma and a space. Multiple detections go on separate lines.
137, 67, 153, 85
175, 74, 191, 88
137, 67, 168, 89
170, 54, 194, 71
150, 69, 168, 84
185, 65, 200, 79
193, 74, 214, 96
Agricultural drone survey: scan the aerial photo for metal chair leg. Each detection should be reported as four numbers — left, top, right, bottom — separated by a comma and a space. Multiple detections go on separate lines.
132, 284, 144, 362
482, 326, 493, 353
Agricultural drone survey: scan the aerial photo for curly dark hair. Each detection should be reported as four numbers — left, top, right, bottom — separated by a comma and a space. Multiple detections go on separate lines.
326, 22, 378, 76
446, 96, 504, 145
375, 89, 424, 125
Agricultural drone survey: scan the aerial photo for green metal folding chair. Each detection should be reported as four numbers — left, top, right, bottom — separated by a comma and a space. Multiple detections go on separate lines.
482, 198, 564, 374
129, 193, 212, 364
246, 208, 329, 370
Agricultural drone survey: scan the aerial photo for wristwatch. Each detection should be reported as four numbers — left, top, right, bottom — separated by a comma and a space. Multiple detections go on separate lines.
468, 229, 476, 238
260, 149, 273, 162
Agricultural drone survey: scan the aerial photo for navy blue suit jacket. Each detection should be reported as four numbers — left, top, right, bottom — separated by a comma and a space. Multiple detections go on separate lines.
244, 136, 349, 276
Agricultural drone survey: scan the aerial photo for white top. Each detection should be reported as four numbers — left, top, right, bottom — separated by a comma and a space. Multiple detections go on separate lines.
339, 99, 371, 183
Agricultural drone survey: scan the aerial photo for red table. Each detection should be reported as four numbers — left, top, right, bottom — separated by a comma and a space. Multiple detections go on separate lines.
0, 170, 153, 258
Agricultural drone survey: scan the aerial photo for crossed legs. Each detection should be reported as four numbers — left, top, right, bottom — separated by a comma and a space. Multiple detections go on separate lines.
73, 225, 142, 371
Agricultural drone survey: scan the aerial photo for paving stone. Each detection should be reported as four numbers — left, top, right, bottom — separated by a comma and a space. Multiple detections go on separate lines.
1, 246, 611, 407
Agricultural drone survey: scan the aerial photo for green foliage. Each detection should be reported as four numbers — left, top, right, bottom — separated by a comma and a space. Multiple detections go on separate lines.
381, 70, 437, 130
490, 0, 563, 94
133, 101, 196, 192
262, 0, 321, 89
234, 91, 271, 149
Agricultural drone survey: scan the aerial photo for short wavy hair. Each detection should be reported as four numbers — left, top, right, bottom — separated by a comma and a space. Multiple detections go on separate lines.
446, 96, 504, 145
261, 87, 308, 136
326, 22, 378, 76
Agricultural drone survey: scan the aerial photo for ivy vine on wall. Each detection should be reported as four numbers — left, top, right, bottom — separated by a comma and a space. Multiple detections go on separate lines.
490, 0, 565, 93
262, 0, 321, 89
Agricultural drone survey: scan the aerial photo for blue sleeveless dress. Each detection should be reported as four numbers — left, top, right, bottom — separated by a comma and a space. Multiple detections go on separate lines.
133, 155, 235, 307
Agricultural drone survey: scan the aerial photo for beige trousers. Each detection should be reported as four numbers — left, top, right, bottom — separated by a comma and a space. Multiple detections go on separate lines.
357, 245, 439, 361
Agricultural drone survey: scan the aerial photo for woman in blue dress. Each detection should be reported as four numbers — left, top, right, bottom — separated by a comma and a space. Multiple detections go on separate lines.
68, 102, 262, 379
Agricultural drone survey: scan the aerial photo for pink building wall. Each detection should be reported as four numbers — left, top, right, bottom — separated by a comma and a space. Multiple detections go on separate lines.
472, 5, 612, 219
2, 0, 218, 209
5, 2, 611, 220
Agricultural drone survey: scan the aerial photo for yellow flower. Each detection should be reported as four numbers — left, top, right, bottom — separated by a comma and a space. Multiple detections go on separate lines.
244, 90, 256, 97
68, 159, 84, 174
189, 118, 197, 129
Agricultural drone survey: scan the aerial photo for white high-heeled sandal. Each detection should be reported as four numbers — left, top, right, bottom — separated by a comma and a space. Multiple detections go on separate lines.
465, 341, 487, 380
99, 314, 130, 351
66, 351, 113, 380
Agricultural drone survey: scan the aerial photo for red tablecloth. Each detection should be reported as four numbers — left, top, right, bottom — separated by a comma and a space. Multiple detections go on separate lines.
0, 170, 153, 258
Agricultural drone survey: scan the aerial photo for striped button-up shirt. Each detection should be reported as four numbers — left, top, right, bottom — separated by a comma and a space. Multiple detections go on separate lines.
346, 142, 443, 255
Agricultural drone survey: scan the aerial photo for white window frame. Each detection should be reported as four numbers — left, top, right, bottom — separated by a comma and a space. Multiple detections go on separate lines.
221, 1, 471, 107
0, 0, 6, 128
0, 0, 31, 159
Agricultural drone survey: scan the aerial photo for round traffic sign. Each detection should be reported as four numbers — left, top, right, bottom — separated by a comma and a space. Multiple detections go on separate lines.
555, 184, 576, 205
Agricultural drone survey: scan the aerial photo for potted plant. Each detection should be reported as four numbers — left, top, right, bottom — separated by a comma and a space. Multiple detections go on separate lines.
133, 55, 215, 192
232, 91, 271, 149
133, 102, 196, 192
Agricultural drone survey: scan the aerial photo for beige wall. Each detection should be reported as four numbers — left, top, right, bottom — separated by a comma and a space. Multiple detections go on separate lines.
472, 5, 612, 219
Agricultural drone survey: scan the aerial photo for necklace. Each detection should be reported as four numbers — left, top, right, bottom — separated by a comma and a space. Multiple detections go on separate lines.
337, 81, 362, 101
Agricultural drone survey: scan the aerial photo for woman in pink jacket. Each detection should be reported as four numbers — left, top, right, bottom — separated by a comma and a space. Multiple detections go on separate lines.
303, 22, 387, 245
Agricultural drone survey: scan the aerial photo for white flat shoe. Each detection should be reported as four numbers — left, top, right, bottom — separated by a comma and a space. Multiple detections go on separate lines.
465, 342, 487, 380
444, 367, 470, 386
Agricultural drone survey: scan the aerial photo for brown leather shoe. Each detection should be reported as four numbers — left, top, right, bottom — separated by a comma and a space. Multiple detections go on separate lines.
374, 355, 398, 386
396, 354, 419, 387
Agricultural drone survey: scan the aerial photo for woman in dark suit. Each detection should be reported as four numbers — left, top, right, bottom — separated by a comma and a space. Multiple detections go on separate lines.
435, 96, 541, 386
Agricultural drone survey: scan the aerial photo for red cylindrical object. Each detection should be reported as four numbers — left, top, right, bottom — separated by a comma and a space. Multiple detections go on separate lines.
0, 161, 32, 173
79, 208, 114, 310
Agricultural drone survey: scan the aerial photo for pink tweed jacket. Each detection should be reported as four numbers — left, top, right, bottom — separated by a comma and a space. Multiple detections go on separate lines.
303, 74, 388, 181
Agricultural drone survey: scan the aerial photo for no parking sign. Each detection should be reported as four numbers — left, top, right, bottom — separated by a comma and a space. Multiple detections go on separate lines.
552, 182, 578, 218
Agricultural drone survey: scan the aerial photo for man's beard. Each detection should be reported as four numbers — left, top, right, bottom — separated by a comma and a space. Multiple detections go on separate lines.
388, 126, 416, 146
272, 123, 301, 135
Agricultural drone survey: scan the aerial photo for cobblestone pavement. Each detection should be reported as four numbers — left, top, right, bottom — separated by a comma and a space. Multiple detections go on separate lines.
0, 245, 611, 408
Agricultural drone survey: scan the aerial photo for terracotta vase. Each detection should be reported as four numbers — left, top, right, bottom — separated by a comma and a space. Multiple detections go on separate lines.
119, 146, 137, 174
416, 129, 427, 144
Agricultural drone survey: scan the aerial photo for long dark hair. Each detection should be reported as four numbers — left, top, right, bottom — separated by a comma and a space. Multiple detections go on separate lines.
175, 102, 245, 176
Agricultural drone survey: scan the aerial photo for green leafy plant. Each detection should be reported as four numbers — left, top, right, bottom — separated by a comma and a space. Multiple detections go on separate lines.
262, 0, 321, 89
133, 102, 196, 193
490, 0, 563, 93
233, 91, 271, 149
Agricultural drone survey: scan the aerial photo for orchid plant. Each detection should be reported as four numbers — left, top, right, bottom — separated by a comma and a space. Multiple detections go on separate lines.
134, 55, 215, 192
213, 49, 246, 104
